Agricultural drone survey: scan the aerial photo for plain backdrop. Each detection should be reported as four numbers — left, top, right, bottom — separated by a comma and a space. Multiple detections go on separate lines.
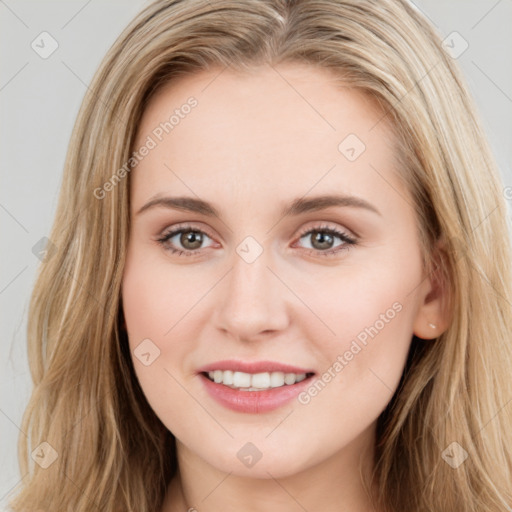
1, 0, 511, 507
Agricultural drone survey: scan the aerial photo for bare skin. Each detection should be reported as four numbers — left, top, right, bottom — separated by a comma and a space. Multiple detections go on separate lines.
121, 62, 449, 512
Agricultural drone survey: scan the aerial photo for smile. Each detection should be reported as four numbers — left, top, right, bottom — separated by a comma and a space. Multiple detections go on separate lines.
199, 371, 316, 414
204, 370, 313, 390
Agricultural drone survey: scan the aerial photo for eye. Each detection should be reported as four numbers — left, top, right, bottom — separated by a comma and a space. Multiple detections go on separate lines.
156, 224, 216, 256
156, 222, 357, 258
294, 224, 357, 257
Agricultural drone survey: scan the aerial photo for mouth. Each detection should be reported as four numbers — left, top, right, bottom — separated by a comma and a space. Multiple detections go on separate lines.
196, 360, 317, 413
198, 367, 317, 414
201, 370, 316, 391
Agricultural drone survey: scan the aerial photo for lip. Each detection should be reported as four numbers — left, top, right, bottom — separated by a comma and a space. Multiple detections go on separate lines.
196, 359, 316, 414
196, 359, 315, 375
198, 373, 315, 413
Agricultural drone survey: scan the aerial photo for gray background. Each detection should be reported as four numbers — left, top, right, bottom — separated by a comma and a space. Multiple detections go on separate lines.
1, 0, 511, 507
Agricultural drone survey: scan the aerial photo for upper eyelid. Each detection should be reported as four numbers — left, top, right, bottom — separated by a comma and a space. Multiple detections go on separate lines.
160, 222, 215, 239
296, 222, 355, 237
159, 221, 353, 238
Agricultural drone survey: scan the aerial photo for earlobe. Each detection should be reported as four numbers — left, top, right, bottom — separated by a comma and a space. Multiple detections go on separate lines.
414, 317, 443, 341
414, 321, 439, 341
412, 241, 453, 340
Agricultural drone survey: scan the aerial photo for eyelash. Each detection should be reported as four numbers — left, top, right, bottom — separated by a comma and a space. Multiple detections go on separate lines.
156, 223, 357, 258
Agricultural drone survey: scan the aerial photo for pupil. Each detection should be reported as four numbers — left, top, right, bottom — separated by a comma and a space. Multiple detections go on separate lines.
181, 231, 202, 249
312, 231, 333, 250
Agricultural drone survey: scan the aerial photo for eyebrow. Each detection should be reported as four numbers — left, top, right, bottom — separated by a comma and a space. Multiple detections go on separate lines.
136, 193, 381, 218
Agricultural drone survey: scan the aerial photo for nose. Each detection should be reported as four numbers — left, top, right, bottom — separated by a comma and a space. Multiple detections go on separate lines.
213, 245, 289, 341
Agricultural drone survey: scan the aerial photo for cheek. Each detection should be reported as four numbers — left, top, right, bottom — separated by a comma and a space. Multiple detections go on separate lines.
121, 249, 207, 341
121, 250, 214, 425
292, 303, 413, 456
293, 253, 420, 422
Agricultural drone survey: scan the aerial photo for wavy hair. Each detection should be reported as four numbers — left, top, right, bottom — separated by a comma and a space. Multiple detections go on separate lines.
10, 0, 512, 511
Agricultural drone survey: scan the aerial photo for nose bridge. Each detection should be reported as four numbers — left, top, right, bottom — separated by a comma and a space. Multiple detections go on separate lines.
214, 238, 288, 338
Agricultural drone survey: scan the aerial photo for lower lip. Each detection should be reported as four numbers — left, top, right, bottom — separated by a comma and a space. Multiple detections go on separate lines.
199, 373, 315, 413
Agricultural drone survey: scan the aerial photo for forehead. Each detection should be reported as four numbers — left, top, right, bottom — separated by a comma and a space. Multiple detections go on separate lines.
130, 63, 404, 213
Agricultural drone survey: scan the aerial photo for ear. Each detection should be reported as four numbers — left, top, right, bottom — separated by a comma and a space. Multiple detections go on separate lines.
413, 239, 453, 340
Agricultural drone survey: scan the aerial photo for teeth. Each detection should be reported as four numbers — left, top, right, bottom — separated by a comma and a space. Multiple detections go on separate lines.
233, 371, 251, 388
222, 370, 233, 385
270, 372, 284, 387
206, 370, 308, 390
251, 372, 270, 388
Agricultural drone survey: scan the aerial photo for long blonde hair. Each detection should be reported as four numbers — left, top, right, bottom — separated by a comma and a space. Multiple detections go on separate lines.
10, 1, 512, 511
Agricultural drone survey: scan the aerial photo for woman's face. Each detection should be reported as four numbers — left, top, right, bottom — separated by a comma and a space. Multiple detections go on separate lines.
122, 63, 441, 479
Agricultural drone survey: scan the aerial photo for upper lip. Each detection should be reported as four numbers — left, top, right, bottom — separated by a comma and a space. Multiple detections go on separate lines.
197, 359, 316, 375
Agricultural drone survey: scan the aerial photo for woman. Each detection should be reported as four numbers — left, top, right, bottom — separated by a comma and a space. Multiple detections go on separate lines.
10, 0, 512, 511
